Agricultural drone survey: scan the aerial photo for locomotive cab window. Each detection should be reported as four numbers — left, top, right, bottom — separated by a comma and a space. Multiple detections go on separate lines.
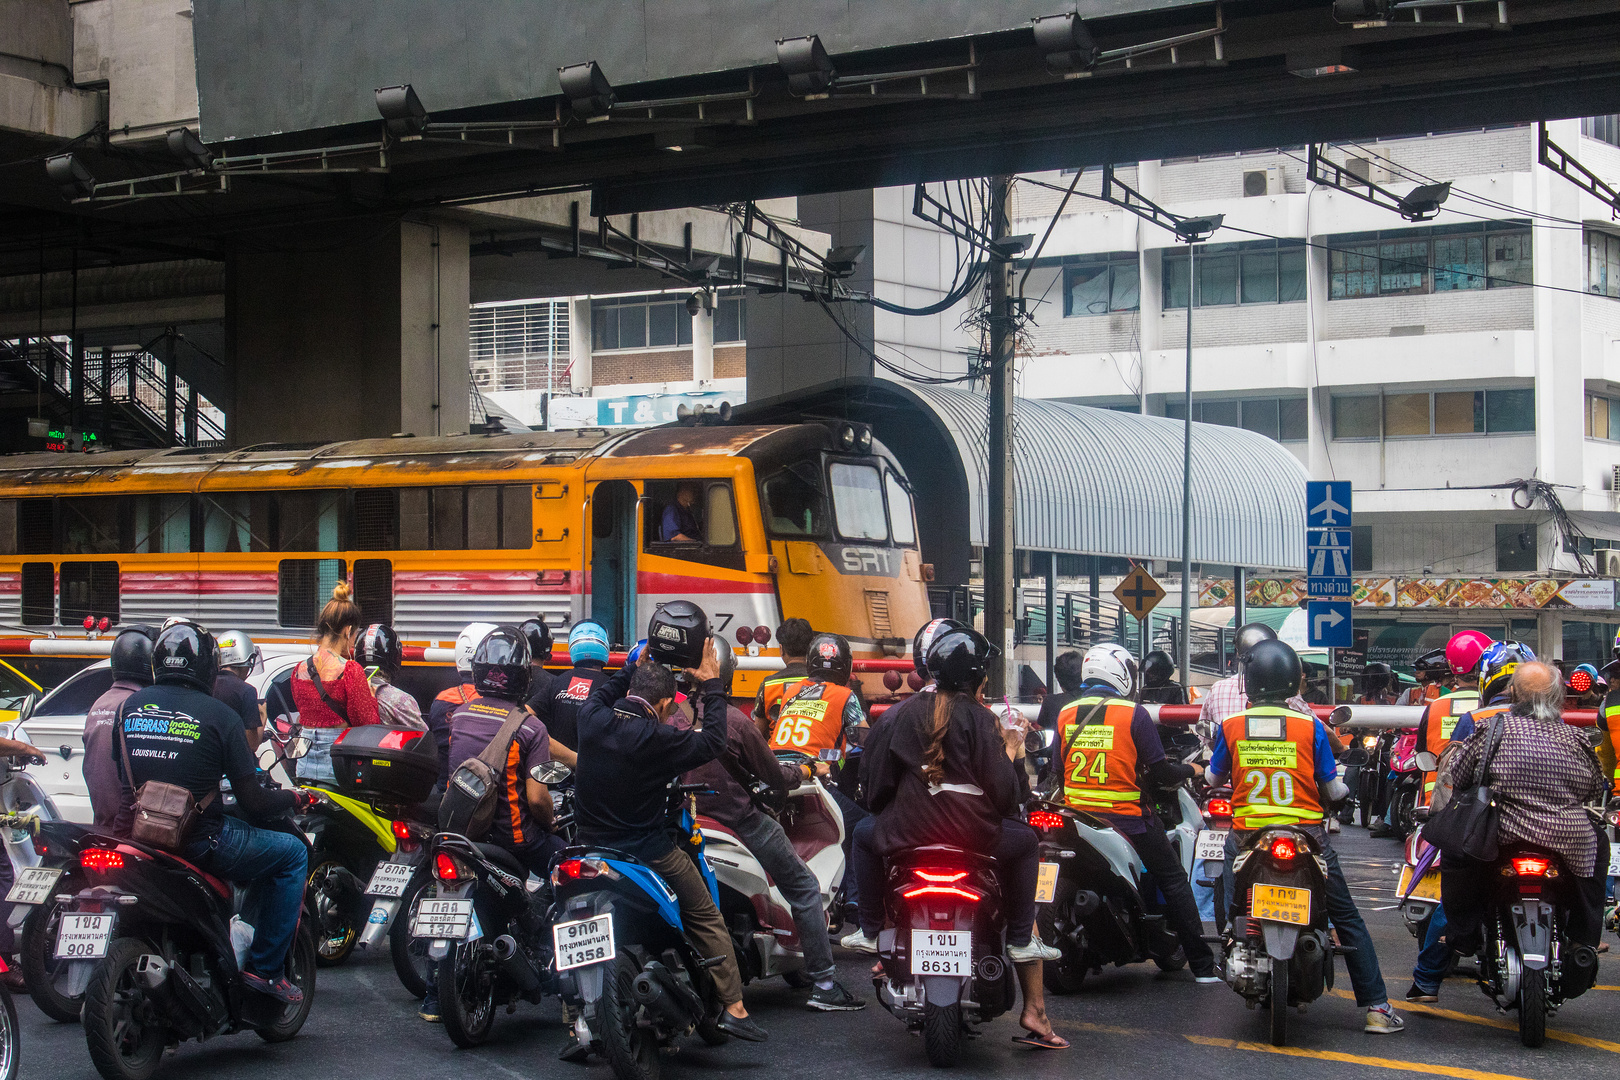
761, 464, 829, 539
885, 471, 917, 547
643, 479, 743, 571
829, 462, 888, 543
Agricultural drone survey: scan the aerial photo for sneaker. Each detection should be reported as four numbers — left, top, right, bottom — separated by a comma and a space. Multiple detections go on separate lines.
1193, 973, 1222, 984
1007, 934, 1062, 964
1327, 818, 1341, 834
715, 1012, 769, 1042
420, 990, 441, 1022
1367, 823, 1394, 839
557, 1037, 590, 1062
808, 981, 866, 1012
1404, 983, 1438, 1004
839, 929, 879, 954
1365, 1003, 1405, 1034
240, 970, 304, 1004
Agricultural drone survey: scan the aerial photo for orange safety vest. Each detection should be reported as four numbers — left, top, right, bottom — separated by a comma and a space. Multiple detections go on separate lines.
1221, 705, 1324, 830
1056, 694, 1143, 817
770, 681, 856, 755
1602, 692, 1620, 797
1420, 688, 1480, 802
756, 671, 809, 726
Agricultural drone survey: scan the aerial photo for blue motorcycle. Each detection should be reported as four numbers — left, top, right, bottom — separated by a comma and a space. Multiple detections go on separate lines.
549, 783, 728, 1080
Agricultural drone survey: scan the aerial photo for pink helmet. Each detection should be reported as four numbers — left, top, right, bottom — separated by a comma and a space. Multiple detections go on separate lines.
1445, 629, 1493, 676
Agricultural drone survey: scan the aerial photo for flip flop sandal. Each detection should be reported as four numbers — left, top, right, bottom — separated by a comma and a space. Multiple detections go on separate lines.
1012, 1031, 1069, 1050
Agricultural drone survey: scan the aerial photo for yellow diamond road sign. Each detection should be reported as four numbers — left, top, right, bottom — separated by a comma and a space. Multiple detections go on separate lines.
1113, 566, 1166, 620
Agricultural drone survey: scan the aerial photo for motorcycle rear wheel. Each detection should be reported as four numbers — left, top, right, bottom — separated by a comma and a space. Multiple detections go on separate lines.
256, 921, 318, 1043
439, 941, 498, 1048
0, 987, 19, 1080
1037, 883, 1087, 994
20, 894, 83, 1022
1392, 788, 1418, 839
600, 951, 661, 1080
922, 1001, 964, 1067
389, 875, 433, 999
1518, 967, 1547, 1048
1268, 959, 1289, 1047
308, 859, 359, 966
82, 937, 165, 1080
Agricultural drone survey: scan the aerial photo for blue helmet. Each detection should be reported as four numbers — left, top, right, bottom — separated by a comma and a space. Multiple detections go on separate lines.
1478, 640, 1534, 700
568, 620, 610, 665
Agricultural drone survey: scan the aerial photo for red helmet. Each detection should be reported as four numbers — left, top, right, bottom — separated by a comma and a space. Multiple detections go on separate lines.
1445, 629, 1493, 676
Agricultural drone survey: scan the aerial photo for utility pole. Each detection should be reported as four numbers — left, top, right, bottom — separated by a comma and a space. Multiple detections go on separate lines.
1178, 241, 1195, 691
984, 174, 1018, 699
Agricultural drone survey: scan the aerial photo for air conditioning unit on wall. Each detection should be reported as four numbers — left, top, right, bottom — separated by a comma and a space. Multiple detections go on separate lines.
1242, 165, 1282, 197
1598, 549, 1620, 578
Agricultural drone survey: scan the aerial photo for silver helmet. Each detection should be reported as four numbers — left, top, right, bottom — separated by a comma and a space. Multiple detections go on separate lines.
215, 629, 259, 672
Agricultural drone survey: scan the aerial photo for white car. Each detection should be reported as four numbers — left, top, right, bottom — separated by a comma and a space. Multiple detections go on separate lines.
20, 647, 313, 824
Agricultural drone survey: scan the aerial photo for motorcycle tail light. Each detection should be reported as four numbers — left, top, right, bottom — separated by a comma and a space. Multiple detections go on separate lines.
1268, 837, 1298, 863
434, 852, 464, 883
1028, 810, 1065, 831
902, 884, 980, 902
391, 820, 415, 841
1509, 855, 1553, 877
81, 848, 125, 872
1206, 798, 1232, 819
551, 857, 617, 888
913, 869, 968, 883
378, 730, 425, 751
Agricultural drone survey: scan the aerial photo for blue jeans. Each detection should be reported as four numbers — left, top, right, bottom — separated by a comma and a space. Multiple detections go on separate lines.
294, 727, 341, 784
1223, 825, 1388, 1008
853, 817, 1039, 947
1411, 904, 1450, 994
186, 817, 308, 979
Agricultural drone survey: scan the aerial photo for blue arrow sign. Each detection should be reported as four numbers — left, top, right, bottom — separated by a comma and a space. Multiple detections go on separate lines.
1307, 600, 1353, 649
1306, 481, 1353, 599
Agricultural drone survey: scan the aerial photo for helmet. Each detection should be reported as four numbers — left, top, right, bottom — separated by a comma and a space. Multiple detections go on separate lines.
1413, 647, 1449, 681
646, 601, 709, 670
1243, 639, 1303, 704
357, 624, 403, 670
1567, 663, 1604, 695
215, 630, 259, 672
1081, 642, 1139, 698
715, 641, 739, 696
925, 627, 996, 694
912, 618, 968, 677
1141, 650, 1176, 688
805, 633, 853, 684
471, 625, 531, 701
1479, 640, 1535, 700
568, 621, 610, 665
1445, 630, 1493, 677
518, 618, 554, 667
455, 622, 499, 676
1232, 622, 1278, 669
109, 626, 157, 685
1362, 661, 1392, 696
151, 620, 219, 692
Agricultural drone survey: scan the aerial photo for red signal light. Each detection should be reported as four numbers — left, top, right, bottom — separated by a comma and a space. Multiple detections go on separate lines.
83, 615, 95, 631
434, 852, 462, 883
736, 627, 752, 646
98, 617, 110, 632
1268, 837, 1299, 862
1511, 855, 1551, 877
1028, 810, 1066, 830
1569, 670, 1593, 693
81, 848, 125, 871
752, 625, 771, 645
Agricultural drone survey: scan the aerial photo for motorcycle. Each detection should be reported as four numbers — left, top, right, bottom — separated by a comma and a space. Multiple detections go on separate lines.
1396, 827, 1443, 938
1383, 729, 1423, 839
1356, 729, 1399, 829
415, 760, 574, 1048
698, 748, 845, 988
1197, 786, 1234, 928
295, 782, 397, 965
549, 781, 734, 1080
1221, 825, 1334, 1047
59, 733, 320, 1080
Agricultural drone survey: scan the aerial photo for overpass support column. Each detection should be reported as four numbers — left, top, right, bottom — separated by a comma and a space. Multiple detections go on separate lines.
568, 298, 593, 392
228, 216, 470, 445
692, 300, 715, 384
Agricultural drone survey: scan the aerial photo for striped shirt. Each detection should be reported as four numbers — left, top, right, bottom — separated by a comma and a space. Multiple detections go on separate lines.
1197, 673, 1311, 727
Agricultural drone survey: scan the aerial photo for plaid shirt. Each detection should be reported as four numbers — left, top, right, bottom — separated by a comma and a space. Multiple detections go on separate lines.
1448, 710, 1607, 876
1198, 674, 1311, 728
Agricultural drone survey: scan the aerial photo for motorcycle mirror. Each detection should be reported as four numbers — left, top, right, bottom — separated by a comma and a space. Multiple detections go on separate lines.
15, 693, 36, 724
1328, 705, 1351, 727
817, 747, 843, 762
256, 746, 279, 771
530, 761, 572, 785
286, 736, 312, 760
1413, 751, 1437, 772
1024, 728, 1056, 756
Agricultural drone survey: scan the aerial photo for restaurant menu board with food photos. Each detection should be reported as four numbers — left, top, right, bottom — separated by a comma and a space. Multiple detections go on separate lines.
1199, 577, 1615, 611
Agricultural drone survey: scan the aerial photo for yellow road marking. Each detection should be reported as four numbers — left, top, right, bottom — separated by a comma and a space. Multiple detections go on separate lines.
1327, 989, 1620, 1055
1186, 1034, 1538, 1080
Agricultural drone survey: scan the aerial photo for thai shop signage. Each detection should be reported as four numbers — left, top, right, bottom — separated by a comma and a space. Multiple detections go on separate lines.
1199, 576, 1618, 611
548, 391, 742, 429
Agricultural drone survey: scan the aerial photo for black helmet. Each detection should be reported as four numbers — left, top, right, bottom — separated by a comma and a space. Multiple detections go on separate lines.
1232, 622, 1278, 670
1362, 661, 1392, 696
926, 627, 996, 694
518, 617, 554, 667
805, 633, 853, 684
647, 600, 708, 670
1243, 639, 1303, 704
471, 625, 531, 702
151, 620, 219, 692
1413, 647, 1448, 681
110, 626, 157, 685
357, 624, 403, 671
715, 640, 738, 697
912, 618, 968, 677
1141, 650, 1176, 688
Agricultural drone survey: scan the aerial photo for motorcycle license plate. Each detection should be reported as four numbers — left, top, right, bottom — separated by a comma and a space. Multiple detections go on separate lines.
553, 914, 616, 971
1195, 830, 1228, 862
1251, 884, 1311, 926
1397, 865, 1442, 901
54, 913, 114, 959
365, 862, 414, 898
1035, 862, 1059, 904
910, 930, 972, 976
1610, 847, 1620, 878
5, 866, 62, 905
411, 899, 474, 940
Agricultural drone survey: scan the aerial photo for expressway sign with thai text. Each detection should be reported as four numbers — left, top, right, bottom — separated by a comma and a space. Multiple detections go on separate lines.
1306, 481, 1353, 600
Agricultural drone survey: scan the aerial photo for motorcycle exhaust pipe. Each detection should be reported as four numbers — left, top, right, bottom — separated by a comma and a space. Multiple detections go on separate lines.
357, 900, 399, 951
132, 954, 199, 1033
631, 970, 692, 1028
492, 934, 543, 997
1072, 890, 1102, 918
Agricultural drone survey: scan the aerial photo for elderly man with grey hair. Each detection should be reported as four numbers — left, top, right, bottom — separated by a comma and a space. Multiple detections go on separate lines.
1432, 660, 1611, 994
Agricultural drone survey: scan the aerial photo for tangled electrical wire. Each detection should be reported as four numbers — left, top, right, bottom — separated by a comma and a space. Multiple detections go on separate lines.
1508, 478, 1594, 575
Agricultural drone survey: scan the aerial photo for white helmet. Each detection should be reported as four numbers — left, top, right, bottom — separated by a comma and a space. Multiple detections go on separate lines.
455, 622, 499, 676
216, 630, 259, 672
1082, 643, 1139, 698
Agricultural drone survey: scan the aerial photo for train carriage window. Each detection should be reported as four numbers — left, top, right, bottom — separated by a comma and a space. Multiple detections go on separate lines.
399, 488, 430, 550
277, 490, 343, 552
467, 487, 500, 549
60, 498, 128, 555
18, 500, 52, 555
132, 495, 191, 554
884, 472, 917, 547
829, 462, 889, 542
202, 494, 271, 553
432, 487, 465, 550
20, 563, 53, 625
0, 500, 14, 555
278, 559, 347, 627
761, 466, 829, 538
354, 489, 399, 550
501, 485, 533, 549
60, 562, 119, 625
352, 559, 393, 624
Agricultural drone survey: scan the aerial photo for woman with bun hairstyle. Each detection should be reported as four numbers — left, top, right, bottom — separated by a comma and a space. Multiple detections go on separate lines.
291, 582, 381, 782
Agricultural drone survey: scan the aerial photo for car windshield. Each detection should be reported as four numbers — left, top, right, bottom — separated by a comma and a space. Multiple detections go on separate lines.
829, 462, 888, 542
0, 663, 32, 711
762, 466, 829, 538
36, 666, 115, 716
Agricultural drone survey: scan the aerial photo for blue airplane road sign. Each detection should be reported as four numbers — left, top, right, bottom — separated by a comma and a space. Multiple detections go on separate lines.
1307, 600, 1353, 649
1306, 481, 1353, 599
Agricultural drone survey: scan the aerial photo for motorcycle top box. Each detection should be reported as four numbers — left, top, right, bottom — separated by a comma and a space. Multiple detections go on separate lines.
331, 726, 439, 807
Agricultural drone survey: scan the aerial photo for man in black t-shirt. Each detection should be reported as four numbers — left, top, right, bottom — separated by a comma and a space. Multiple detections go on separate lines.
1034, 650, 1085, 730
214, 629, 263, 749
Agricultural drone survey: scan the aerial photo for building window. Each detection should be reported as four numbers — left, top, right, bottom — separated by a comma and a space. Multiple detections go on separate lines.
1328, 221, 1531, 298
1330, 389, 1533, 440
469, 299, 569, 393
1350, 525, 1372, 573
591, 294, 746, 350
1583, 115, 1620, 149
1495, 523, 1536, 573
278, 559, 347, 628
1587, 229, 1620, 298
1163, 396, 1307, 441
1063, 255, 1140, 315
1587, 392, 1620, 440
1162, 240, 1305, 309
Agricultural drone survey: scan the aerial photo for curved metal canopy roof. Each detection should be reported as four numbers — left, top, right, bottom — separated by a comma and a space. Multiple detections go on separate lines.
906, 384, 1308, 571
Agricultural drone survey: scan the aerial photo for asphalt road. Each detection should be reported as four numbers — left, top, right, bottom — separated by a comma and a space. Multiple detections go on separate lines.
12, 828, 1620, 1080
